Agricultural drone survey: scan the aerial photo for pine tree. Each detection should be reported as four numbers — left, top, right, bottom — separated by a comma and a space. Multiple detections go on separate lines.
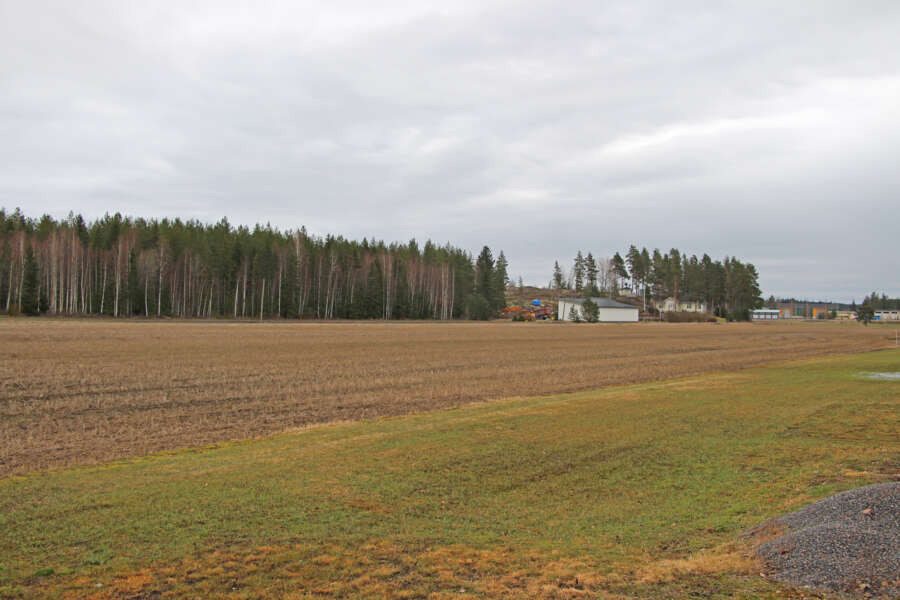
573, 251, 585, 292
650, 249, 665, 302
611, 252, 628, 290
584, 253, 598, 296
626, 245, 641, 291
668, 248, 682, 302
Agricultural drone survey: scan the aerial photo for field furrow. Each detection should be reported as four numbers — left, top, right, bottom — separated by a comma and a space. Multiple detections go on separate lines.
0, 319, 891, 477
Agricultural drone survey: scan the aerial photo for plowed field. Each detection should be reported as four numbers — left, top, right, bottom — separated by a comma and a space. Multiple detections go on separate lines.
0, 319, 890, 477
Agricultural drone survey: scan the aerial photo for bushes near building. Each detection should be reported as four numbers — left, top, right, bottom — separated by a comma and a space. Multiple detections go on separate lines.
664, 311, 717, 323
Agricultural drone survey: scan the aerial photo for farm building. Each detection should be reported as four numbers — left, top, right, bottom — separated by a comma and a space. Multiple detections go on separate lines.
751, 309, 780, 320
874, 310, 900, 321
660, 297, 709, 313
558, 298, 639, 322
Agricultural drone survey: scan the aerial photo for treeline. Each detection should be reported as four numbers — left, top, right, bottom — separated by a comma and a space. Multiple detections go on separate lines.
859, 292, 900, 311
0, 208, 508, 320
551, 246, 762, 319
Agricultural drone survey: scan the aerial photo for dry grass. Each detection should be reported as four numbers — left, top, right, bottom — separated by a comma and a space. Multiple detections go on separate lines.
56, 539, 767, 600
0, 319, 890, 477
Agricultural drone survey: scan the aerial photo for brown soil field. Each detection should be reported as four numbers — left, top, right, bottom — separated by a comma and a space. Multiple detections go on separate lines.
0, 319, 891, 478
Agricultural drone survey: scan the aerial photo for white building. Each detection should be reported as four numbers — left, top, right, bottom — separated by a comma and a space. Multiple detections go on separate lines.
751, 309, 780, 320
874, 310, 900, 321
660, 297, 709, 313
558, 297, 639, 322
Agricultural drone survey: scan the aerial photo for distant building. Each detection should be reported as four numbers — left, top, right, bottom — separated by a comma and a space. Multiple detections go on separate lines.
835, 310, 857, 321
660, 297, 709, 313
774, 301, 836, 319
558, 297, 639, 322
751, 309, 780, 320
874, 310, 900, 321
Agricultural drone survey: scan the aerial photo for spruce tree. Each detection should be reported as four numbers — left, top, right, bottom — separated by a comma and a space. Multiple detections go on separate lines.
394, 262, 411, 319
21, 245, 39, 315
493, 251, 509, 311
362, 261, 384, 319
571, 304, 582, 323
856, 301, 874, 324
552, 261, 565, 290
581, 298, 599, 323
127, 248, 140, 315
465, 293, 492, 320
475, 246, 495, 311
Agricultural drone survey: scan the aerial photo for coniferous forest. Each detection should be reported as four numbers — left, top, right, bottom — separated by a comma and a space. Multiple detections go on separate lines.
0, 209, 510, 320
553, 246, 763, 319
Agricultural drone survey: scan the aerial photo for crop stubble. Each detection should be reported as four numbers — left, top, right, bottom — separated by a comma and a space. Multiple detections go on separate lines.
0, 319, 889, 477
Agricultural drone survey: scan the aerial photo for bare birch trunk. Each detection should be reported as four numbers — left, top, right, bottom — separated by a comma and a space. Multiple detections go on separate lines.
17, 238, 24, 312
233, 276, 240, 318
241, 262, 248, 318
49, 234, 57, 314
157, 245, 165, 317
114, 240, 121, 317
100, 262, 108, 315
5, 259, 13, 313
260, 279, 265, 320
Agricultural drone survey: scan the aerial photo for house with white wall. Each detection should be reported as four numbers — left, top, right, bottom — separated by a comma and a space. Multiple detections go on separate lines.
558, 297, 639, 322
660, 297, 709, 313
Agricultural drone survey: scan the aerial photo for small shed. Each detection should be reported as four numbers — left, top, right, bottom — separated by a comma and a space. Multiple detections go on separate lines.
558, 297, 639, 322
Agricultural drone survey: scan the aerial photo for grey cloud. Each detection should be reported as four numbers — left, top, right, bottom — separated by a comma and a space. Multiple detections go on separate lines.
2, 0, 899, 301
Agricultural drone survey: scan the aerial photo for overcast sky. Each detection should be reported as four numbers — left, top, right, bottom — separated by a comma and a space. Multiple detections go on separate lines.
2, 1, 898, 301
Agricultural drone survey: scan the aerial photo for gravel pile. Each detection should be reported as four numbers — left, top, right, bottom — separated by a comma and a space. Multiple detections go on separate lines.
756, 482, 900, 597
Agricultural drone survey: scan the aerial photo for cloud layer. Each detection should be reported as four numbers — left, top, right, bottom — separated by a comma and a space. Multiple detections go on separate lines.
2, 0, 899, 300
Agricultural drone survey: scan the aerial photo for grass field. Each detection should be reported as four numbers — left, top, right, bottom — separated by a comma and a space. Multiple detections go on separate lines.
1, 345, 897, 598
0, 319, 891, 477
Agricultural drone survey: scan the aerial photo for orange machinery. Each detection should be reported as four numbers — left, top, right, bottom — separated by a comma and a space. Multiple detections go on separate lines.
500, 306, 554, 320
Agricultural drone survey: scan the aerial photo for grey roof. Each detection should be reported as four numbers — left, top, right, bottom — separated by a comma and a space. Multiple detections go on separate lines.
561, 297, 637, 309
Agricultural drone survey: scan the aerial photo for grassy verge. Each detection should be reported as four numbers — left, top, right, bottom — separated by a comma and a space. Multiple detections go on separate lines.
1, 351, 898, 599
